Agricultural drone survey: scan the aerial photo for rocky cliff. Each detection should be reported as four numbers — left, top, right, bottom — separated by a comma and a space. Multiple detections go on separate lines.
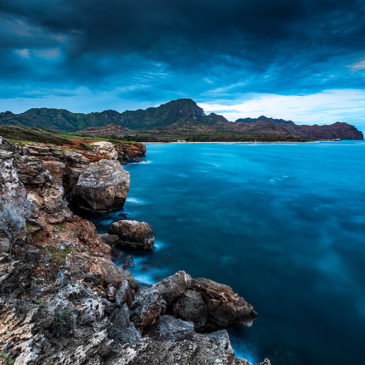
0, 137, 269, 365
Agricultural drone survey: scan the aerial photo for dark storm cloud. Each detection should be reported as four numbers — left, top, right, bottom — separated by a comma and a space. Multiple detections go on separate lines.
0, 0, 365, 107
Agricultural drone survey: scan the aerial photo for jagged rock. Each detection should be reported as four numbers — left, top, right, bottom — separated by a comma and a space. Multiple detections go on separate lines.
109, 303, 141, 343
98, 233, 120, 246
131, 271, 257, 334
152, 270, 192, 306
108, 220, 154, 250
115, 279, 136, 307
115, 315, 247, 365
43, 185, 66, 214
72, 159, 130, 214
16, 154, 53, 187
0, 138, 32, 240
172, 289, 208, 331
131, 286, 166, 330
86, 257, 137, 290
190, 277, 257, 331
42, 160, 66, 185
114, 142, 147, 164
90, 141, 118, 160
0, 238, 10, 252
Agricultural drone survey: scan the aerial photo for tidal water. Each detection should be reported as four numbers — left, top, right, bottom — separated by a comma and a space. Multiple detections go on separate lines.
93, 141, 365, 365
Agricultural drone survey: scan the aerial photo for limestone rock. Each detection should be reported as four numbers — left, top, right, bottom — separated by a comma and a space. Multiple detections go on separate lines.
172, 289, 208, 331
0, 138, 32, 240
152, 270, 192, 306
73, 159, 130, 214
131, 286, 165, 330
90, 141, 118, 160
108, 220, 154, 250
191, 277, 258, 331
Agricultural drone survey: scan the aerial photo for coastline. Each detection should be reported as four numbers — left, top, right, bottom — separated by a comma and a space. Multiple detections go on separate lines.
0, 137, 269, 365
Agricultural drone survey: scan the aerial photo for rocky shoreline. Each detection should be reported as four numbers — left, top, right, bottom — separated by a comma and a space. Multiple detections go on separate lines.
0, 136, 269, 364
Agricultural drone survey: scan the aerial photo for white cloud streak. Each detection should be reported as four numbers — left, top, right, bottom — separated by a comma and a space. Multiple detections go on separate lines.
199, 89, 365, 131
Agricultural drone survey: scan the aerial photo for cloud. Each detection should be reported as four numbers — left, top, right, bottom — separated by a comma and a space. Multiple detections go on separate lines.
350, 59, 365, 70
0, 0, 364, 129
199, 89, 365, 130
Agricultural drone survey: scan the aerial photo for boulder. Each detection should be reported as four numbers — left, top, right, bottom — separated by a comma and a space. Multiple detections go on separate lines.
190, 277, 257, 331
109, 220, 154, 250
72, 159, 130, 214
133, 271, 257, 333
152, 270, 192, 305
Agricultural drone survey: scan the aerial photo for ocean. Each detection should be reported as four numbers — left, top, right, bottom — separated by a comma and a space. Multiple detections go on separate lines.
93, 141, 365, 364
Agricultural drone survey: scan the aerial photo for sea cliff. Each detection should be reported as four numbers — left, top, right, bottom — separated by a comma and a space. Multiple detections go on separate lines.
0, 136, 269, 365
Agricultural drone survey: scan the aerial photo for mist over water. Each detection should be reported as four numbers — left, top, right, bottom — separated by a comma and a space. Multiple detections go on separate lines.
94, 141, 365, 365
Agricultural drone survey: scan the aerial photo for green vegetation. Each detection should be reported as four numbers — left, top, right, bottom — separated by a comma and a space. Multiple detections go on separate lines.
44, 245, 72, 265
0, 99, 214, 132
53, 223, 67, 232
0, 99, 362, 141
50, 311, 75, 337
0, 125, 138, 147
0, 350, 14, 365
0, 126, 73, 145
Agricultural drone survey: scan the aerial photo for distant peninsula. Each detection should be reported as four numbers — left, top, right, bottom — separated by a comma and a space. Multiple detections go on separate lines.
0, 99, 363, 142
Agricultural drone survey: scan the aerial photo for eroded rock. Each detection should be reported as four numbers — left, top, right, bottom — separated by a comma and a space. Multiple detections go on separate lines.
73, 159, 130, 215
108, 220, 154, 250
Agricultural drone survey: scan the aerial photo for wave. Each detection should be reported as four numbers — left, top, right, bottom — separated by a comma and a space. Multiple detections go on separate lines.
127, 197, 146, 205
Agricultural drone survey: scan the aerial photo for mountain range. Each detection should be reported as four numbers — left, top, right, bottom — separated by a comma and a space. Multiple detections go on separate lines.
0, 99, 363, 141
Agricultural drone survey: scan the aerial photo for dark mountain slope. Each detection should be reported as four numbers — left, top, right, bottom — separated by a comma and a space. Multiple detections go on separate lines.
0, 98, 363, 140
0, 99, 228, 132
235, 115, 295, 125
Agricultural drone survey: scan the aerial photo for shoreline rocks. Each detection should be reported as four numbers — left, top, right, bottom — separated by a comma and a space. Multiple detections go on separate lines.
109, 220, 155, 250
72, 159, 130, 215
130, 271, 257, 333
0, 136, 268, 365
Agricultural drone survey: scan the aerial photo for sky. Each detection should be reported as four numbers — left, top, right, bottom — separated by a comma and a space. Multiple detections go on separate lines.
0, 0, 365, 131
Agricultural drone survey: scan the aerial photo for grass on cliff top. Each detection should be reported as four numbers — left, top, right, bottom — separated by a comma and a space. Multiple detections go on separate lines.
0, 125, 140, 147
0, 125, 74, 145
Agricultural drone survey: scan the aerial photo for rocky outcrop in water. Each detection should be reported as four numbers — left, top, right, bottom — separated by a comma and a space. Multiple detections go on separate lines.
109, 220, 155, 250
0, 136, 268, 365
72, 159, 130, 215
130, 271, 257, 333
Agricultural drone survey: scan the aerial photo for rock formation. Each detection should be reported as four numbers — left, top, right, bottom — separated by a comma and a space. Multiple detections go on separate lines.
130, 271, 257, 333
109, 220, 155, 250
73, 159, 130, 215
0, 136, 268, 365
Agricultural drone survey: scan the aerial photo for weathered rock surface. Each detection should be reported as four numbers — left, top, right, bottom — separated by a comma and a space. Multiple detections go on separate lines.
90, 141, 118, 160
190, 278, 257, 331
0, 137, 32, 240
130, 271, 257, 333
0, 137, 267, 365
114, 142, 147, 164
73, 159, 130, 214
109, 220, 155, 250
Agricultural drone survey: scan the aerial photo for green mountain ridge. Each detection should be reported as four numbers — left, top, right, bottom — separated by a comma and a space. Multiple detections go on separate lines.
0, 99, 227, 132
0, 98, 363, 141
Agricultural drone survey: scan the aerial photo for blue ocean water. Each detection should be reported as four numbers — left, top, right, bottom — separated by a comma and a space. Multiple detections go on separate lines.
93, 141, 365, 365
